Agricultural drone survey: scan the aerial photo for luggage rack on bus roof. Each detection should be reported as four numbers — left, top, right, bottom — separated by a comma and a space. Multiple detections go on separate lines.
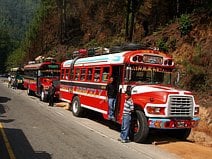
72, 43, 148, 58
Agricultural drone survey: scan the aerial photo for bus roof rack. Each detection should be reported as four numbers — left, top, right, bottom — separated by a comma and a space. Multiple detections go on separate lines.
121, 43, 145, 51
28, 61, 36, 64
109, 43, 146, 53
109, 45, 122, 53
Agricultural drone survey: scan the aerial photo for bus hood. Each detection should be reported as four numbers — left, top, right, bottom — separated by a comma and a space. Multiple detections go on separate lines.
131, 85, 193, 105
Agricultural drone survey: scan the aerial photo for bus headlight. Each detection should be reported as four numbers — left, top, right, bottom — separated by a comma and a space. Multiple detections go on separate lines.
17, 79, 22, 83
147, 106, 165, 115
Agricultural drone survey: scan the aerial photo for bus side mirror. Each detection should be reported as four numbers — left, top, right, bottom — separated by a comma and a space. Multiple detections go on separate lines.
38, 70, 41, 77
175, 72, 180, 84
125, 66, 132, 81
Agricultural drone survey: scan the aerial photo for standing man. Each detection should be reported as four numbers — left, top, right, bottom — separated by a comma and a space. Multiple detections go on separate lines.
119, 90, 134, 143
48, 83, 56, 106
8, 74, 12, 88
106, 76, 117, 121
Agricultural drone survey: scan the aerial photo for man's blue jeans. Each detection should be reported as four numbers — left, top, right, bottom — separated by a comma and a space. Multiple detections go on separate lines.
120, 114, 131, 140
108, 98, 116, 119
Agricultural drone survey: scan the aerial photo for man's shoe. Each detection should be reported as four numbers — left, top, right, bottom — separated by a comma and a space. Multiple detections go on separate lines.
121, 139, 127, 143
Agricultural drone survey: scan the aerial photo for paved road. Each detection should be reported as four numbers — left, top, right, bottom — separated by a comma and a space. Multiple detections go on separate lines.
0, 78, 180, 159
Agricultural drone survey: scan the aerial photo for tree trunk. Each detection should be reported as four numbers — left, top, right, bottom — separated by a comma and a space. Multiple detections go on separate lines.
129, 0, 136, 42
125, 0, 131, 41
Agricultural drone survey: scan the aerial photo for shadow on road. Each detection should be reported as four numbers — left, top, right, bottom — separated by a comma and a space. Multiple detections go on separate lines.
0, 97, 51, 158
81, 109, 188, 145
0, 96, 11, 103
0, 127, 51, 159
83, 109, 121, 131
0, 96, 11, 116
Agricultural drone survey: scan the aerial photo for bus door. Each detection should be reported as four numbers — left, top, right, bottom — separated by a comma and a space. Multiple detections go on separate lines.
112, 65, 124, 118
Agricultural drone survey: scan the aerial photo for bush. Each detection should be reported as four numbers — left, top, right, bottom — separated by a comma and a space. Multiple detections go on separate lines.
179, 44, 210, 91
179, 14, 192, 36
156, 38, 168, 52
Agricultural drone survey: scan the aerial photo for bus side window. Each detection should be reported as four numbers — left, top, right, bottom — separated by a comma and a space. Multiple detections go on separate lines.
86, 68, 93, 81
94, 67, 101, 82
81, 68, 86, 81
70, 69, 74, 80
33, 70, 37, 77
75, 68, 80, 80
66, 69, 70, 80
102, 67, 109, 82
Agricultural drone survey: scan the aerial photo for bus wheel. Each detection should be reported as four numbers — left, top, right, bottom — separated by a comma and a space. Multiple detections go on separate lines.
27, 88, 33, 96
72, 96, 84, 117
168, 128, 191, 140
40, 89, 47, 102
131, 110, 149, 143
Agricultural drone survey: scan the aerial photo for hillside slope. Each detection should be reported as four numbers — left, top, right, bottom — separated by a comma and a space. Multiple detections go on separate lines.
143, 9, 212, 147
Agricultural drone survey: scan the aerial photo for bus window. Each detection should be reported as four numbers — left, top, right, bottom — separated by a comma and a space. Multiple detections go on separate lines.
131, 70, 151, 83
33, 70, 37, 77
94, 67, 101, 82
60, 69, 64, 79
86, 68, 93, 81
65, 69, 69, 80
102, 67, 109, 82
81, 68, 86, 81
70, 69, 74, 80
75, 68, 80, 80
153, 71, 171, 84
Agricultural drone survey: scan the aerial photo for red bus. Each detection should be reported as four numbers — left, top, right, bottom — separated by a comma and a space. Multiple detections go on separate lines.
59, 48, 200, 143
23, 61, 60, 101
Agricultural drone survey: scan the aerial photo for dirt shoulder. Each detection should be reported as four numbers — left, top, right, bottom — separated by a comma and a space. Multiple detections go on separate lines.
158, 141, 212, 159
158, 105, 212, 159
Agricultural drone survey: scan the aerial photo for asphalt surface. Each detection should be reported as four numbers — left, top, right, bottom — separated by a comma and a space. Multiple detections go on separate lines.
0, 78, 180, 159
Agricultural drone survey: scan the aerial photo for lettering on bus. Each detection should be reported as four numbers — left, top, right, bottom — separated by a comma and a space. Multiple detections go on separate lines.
75, 86, 104, 96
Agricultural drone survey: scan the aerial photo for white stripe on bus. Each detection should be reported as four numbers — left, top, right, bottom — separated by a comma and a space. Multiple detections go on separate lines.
72, 91, 106, 100
81, 104, 107, 114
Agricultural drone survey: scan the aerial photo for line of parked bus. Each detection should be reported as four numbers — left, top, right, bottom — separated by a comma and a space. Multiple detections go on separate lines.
8, 45, 200, 143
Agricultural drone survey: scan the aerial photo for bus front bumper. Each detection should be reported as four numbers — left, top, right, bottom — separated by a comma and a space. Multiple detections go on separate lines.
148, 117, 200, 129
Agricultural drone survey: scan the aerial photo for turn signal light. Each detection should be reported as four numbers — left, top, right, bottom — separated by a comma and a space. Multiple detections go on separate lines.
132, 55, 143, 62
132, 56, 137, 61
138, 56, 143, 62
168, 59, 172, 65
194, 107, 199, 115
164, 59, 173, 66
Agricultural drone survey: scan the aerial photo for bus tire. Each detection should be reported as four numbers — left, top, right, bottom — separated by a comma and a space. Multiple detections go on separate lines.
27, 88, 33, 96
72, 96, 84, 117
131, 110, 149, 143
168, 128, 191, 140
40, 89, 47, 102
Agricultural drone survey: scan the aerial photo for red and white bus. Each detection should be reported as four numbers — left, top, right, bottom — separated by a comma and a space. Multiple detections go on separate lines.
59, 48, 200, 143
23, 61, 60, 101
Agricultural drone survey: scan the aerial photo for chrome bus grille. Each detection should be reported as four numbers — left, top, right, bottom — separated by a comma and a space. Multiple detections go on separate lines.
168, 96, 193, 117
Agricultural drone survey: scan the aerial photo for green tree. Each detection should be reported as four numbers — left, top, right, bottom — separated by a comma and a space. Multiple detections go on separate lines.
0, 29, 13, 73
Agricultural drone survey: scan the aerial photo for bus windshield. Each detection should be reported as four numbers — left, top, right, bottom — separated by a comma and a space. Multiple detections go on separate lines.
129, 67, 173, 85
152, 71, 171, 84
39, 70, 60, 77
